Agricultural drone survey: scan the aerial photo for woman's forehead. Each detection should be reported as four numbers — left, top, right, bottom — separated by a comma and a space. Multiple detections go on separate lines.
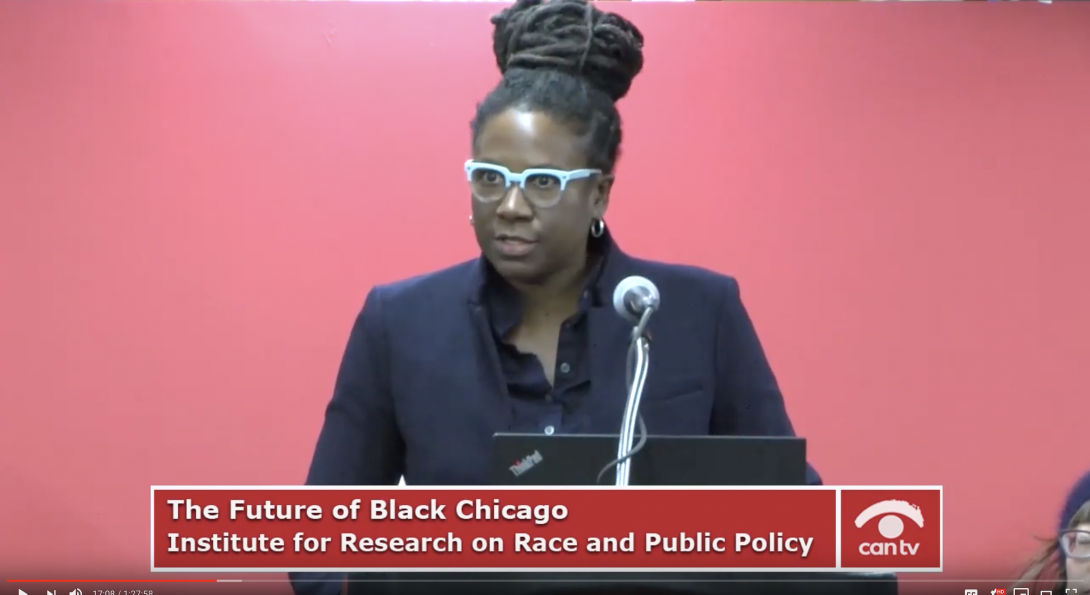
475, 109, 586, 170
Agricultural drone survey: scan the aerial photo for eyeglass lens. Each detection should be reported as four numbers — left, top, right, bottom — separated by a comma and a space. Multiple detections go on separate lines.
1062, 530, 1090, 558
470, 167, 564, 207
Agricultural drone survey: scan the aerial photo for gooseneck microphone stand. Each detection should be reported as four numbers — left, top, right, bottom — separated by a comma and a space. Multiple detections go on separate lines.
613, 307, 653, 486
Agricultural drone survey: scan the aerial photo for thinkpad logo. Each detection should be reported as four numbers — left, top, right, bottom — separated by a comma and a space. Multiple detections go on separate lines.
509, 450, 543, 477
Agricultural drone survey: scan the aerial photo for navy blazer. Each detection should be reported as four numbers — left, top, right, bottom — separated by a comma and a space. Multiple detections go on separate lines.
305, 244, 819, 487
294, 244, 820, 595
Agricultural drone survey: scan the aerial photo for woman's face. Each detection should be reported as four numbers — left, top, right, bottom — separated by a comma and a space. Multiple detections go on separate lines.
470, 108, 610, 285
1067, 522, 1090, 589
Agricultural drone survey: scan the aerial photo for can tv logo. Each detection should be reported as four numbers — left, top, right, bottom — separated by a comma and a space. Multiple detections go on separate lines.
840, 488, 941, 570
853, 499, 924, 556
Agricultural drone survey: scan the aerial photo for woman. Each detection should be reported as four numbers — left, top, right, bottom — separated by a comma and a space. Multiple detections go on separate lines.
1017, 470, 1090, 593
294, 1, 816, 593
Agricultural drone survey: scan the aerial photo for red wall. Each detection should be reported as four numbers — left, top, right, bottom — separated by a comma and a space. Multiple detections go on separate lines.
1, 1, 1088, 589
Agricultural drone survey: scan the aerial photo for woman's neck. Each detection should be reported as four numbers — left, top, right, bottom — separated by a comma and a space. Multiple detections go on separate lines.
512, 257, 588, 327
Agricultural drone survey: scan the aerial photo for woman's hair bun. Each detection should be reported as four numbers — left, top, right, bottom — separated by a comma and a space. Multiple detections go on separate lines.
489, 0, 645, 102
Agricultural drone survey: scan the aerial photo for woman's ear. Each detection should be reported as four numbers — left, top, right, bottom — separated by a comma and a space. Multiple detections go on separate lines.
592, 175, 614, 219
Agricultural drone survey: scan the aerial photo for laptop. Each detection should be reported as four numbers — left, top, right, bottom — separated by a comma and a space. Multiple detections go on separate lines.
491, 433, 807, 486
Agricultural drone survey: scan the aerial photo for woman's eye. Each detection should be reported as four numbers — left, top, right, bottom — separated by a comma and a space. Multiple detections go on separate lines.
482, 172, 502, 184
532, 176, 558, 188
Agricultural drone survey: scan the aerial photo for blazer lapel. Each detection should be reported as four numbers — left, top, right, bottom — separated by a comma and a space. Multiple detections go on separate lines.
586, 241, 639, 434
465, 259, 515, 433
587, 306, 632, 433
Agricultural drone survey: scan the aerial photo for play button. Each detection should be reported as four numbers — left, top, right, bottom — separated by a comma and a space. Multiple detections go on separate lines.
19, 590, 28, 595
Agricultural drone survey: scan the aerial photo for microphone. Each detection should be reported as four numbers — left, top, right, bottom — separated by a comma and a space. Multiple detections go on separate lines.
612, 276, 660, 324
602, 275, 659, 487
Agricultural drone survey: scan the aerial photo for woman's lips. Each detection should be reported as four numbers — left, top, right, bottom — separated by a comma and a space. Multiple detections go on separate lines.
493, 237, 537, 257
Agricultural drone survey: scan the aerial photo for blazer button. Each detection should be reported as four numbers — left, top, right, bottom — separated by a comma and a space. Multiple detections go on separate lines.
544, 425, 555, 435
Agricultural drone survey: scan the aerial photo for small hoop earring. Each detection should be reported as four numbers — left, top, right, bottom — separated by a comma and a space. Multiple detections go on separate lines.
590, 218, 605, 238
469, 215, 474, 226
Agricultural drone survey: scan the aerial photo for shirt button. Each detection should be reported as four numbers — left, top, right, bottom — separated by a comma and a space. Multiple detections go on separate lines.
559, 362, 571, 374
544, 425, 555, 435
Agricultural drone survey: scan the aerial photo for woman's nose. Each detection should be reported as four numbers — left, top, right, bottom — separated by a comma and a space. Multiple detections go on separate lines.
496, 184, 533, 219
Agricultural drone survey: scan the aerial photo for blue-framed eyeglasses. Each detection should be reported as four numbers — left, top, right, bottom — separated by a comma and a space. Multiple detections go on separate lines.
465, 160, 601, 209
1061, 529, 1090, 560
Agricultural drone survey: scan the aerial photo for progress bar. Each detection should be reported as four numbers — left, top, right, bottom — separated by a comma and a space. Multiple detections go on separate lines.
6, 578, 1077, 582
5, 575, 218, 579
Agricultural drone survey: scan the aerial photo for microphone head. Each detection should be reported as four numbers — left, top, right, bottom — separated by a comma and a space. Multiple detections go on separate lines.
612, 275, 660, 323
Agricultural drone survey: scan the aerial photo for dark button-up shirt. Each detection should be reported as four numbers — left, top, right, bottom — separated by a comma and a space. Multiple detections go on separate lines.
482, 238, 607, 436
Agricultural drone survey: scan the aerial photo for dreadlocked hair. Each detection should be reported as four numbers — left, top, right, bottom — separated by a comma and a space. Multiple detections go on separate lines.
470, 0, 645, 174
